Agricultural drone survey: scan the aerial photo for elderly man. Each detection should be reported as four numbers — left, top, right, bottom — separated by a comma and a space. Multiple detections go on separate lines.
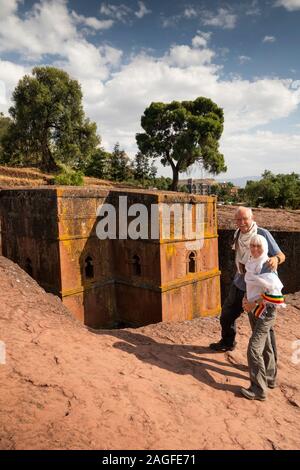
210, 206, 285, 352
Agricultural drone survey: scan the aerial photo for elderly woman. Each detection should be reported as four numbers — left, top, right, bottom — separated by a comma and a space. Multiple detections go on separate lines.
241, 234, 285, 401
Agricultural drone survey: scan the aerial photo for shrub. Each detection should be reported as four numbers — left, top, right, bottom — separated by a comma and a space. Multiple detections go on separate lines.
54, 164, 84, 186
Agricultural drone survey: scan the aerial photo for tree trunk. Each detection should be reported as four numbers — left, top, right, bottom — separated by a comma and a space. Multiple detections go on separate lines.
171, 166, 179, 191
41, 135, 58, 173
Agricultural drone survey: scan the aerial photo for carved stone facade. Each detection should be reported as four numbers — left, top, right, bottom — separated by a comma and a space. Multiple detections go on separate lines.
0, 187, 221, 328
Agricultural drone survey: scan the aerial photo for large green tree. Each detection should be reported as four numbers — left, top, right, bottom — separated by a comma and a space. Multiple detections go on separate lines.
85, 148, 112, 179
109, 143, 133, 182
244, 171, 300, 209
136, 97, 226, 191
133, 151, 157, 182
3, 66, 100, 171
0, 113, 12, 162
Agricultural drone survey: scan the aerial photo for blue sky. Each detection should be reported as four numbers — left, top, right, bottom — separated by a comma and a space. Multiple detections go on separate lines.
1, 0, 300, 179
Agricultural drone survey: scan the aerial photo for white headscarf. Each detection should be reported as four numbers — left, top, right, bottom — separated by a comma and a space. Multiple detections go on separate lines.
245, 234, 283, 302
233, 222, 258, 273
245, 234, 269, 275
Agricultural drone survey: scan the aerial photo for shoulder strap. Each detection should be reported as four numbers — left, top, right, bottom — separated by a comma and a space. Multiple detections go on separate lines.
233, 229, 240, 250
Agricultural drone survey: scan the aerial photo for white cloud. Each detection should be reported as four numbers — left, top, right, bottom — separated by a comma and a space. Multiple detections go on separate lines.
202, 8, 237, 29
165, 45, 215, 68
0, 0, 19, 18
192, 31, 212, 48
71, 11, 114, 30
291, 80, 300, 89
166, 33, 215, 68
135, 1, 151, 19
100, 3, 131, 22
165, 6, 237, 30
192, 36, 207, 48
84, 39, 300, 177
218, 47, 230, 59
0, 0, 77, 58
263, 35, 276, 43
184, 5, 239, 28
161, 15, 180, 28
184, 7, 198, 18
83, 46, 300, 165
0, 60, 28, 110
245, 0, 261, 16
238, 55, 251, 64
221, 130, 300, 177
0, 0, 122, 113
274, 0, 300, 11
85, 51, 221, 152
99, 2, 150, 23
0, 82, 6, 106
53, 40, 122, 109
55, 41, 122, 81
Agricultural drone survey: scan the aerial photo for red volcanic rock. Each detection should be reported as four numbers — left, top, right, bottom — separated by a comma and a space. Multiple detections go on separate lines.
0, 256, 299, 450
217, 205, 300, 232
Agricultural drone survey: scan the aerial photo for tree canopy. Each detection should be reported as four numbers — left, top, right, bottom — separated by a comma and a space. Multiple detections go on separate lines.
85, 148, 112, 180
109, 143, 132, 182
2, 66, 100, 171
244, 171, 300, 209
136, 97, 227, 191
0, 113, 12, 162
133, 151, 157, 182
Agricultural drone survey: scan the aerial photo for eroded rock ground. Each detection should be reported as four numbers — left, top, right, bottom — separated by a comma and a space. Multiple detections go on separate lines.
0, 256, 299, 450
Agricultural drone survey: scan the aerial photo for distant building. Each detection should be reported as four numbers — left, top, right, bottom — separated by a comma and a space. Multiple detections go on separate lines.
178, 178, 217, 195
230, 186, 239, 196
178, 178, 240, 198
217, 182, 240, 196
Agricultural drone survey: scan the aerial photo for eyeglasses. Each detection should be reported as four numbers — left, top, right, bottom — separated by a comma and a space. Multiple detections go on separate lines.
250, 244, 262, 248
235, 217, 251, 222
